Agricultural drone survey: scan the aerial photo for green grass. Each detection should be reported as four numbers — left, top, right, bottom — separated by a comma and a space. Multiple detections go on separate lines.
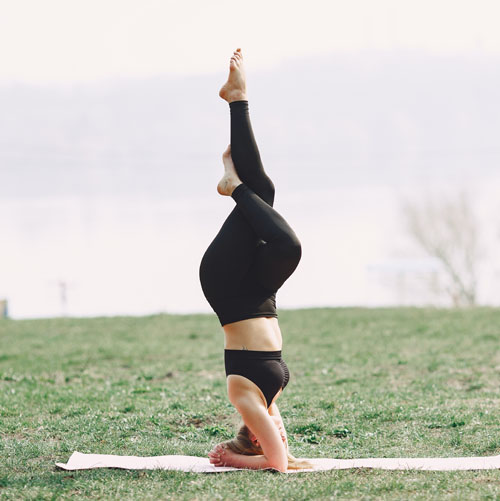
1, 307, 499, 500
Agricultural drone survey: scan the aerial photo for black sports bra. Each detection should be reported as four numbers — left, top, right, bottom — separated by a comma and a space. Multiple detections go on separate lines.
210, 285, 277, 326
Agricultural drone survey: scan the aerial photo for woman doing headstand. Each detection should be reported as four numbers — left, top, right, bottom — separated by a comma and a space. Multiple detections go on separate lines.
199, 49, 308, 472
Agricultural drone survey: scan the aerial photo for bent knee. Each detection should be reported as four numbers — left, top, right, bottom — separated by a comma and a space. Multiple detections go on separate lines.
280, 235, 302, 262
262, 183, 276, 206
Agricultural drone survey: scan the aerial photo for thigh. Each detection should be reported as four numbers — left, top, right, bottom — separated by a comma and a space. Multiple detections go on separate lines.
199, 207, 261, 295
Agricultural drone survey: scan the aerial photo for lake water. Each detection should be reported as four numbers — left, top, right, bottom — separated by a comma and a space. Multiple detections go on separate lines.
2, 184, 499, 319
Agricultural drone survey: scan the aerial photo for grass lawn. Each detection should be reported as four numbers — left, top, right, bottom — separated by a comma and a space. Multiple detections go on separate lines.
1, 307, 499, 500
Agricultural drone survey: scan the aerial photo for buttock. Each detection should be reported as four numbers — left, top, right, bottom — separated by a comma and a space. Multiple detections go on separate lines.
224, 349, 290, 408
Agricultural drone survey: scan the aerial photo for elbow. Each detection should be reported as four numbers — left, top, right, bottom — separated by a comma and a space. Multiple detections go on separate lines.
267, 457, 288, 473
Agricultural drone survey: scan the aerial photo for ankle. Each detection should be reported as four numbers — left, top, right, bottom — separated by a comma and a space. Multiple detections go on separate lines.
229, 181, 244, 198
225, 91, 248, 103
228, 181, 243, 196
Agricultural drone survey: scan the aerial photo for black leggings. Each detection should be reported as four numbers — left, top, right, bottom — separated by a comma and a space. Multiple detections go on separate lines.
199, 101, 301, 326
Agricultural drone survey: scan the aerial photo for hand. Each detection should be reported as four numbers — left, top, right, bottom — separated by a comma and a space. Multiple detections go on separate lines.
272, 416, 288, 448
208, 443, 242, 468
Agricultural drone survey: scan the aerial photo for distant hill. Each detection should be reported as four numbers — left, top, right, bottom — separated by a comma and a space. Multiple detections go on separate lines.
1, 50, 499, 200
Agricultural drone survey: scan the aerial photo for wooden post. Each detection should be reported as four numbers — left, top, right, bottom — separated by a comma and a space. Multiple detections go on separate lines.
0, 299, 7, 319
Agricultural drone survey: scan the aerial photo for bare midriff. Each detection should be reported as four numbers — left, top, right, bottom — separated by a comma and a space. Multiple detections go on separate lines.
223, 317, 282, 351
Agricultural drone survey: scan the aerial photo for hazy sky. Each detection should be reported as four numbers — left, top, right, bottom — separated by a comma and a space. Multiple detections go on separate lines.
1, 1, 499, 318
1, 0, 500, 83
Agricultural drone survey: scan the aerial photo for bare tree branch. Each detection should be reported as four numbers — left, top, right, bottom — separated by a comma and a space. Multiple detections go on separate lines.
402, 192, 480, 307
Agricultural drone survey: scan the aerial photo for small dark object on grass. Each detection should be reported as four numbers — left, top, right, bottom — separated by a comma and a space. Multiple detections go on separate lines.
332, 428, 352, 438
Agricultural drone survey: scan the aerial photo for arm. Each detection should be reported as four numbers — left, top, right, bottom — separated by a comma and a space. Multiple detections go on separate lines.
235, 398, 288, 472
211, 378, 288, 472
208, 401, 288, 472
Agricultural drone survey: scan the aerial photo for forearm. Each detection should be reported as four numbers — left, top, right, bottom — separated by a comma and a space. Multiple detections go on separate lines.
208, 444, 288, 472
229, 453, 284, 472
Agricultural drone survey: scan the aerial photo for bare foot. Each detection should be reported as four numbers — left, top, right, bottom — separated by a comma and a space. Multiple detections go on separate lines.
219, 48, 247, 103
217, 145, 242, 196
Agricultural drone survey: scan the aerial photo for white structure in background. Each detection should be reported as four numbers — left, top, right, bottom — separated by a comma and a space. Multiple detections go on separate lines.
367, 258, 444, 306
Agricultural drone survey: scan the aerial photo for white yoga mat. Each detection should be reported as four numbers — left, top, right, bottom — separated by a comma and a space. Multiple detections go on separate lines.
56, 451, 500, 473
